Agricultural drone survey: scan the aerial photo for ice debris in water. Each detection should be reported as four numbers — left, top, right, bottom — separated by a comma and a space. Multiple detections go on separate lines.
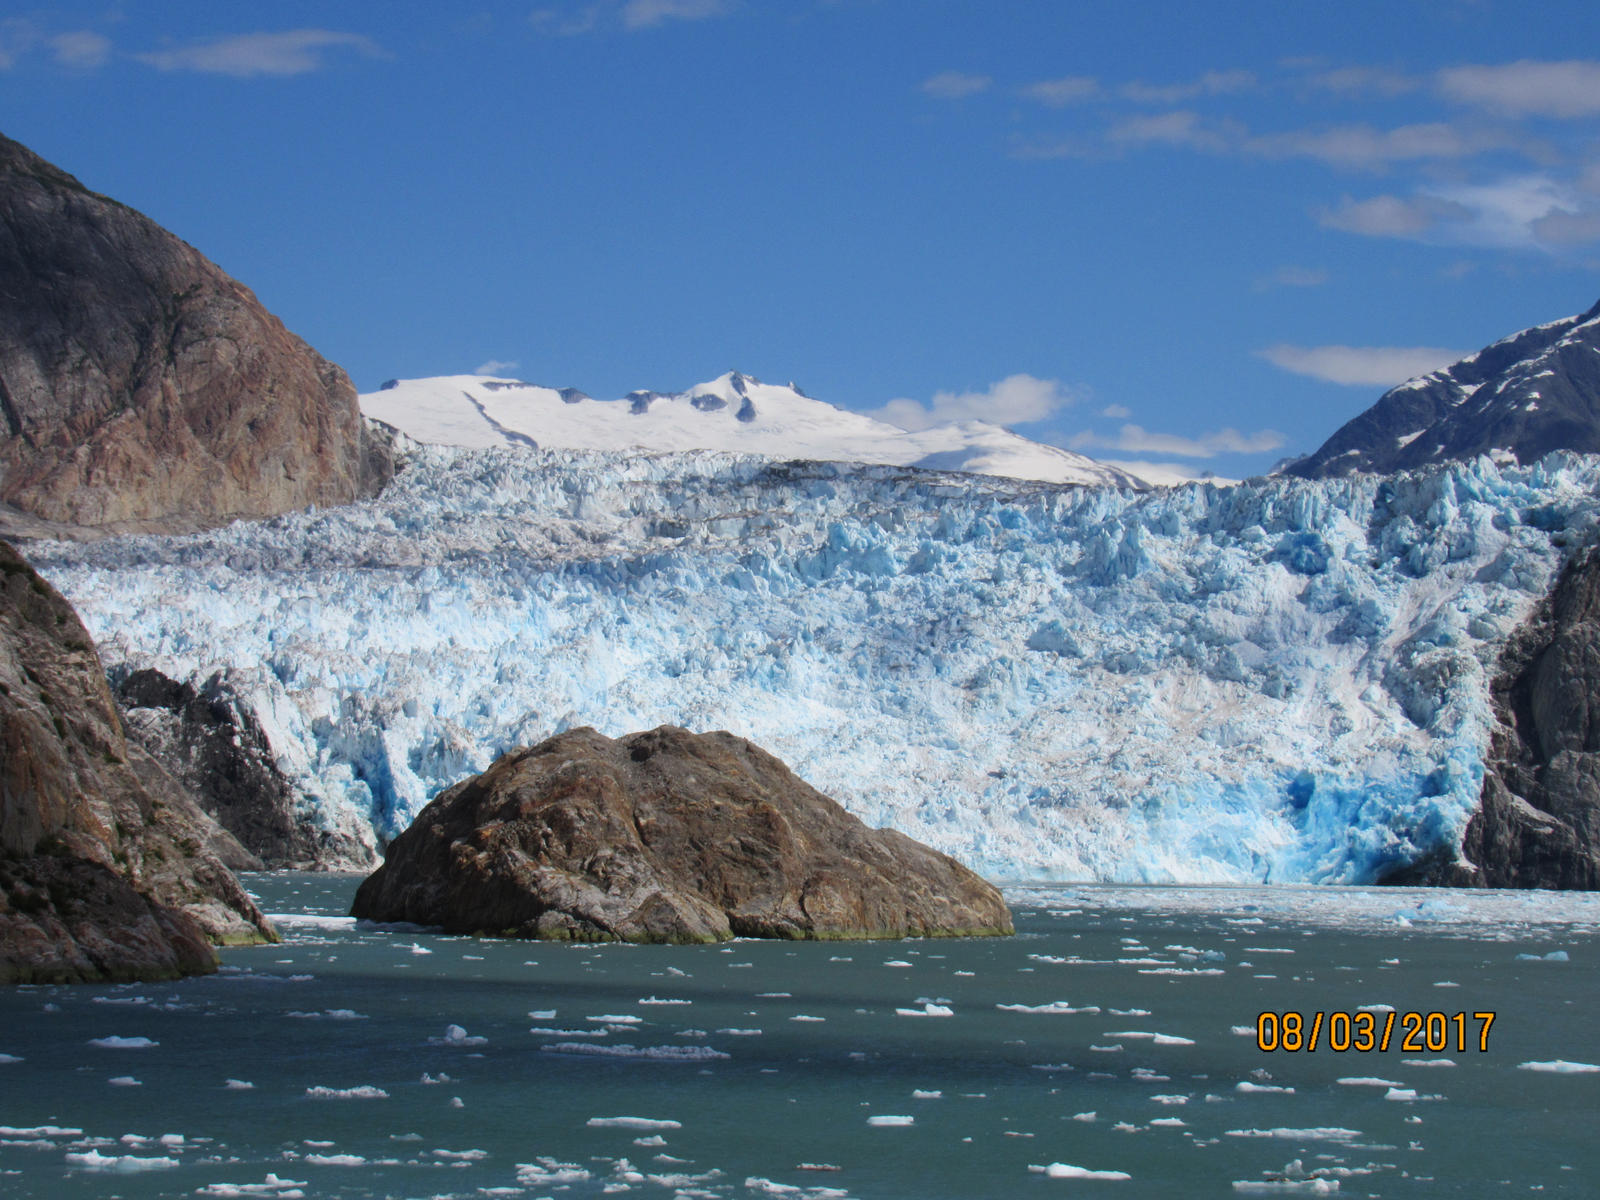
1517, 1060, 1600, 1073
430, 1024, 486, 1046
39, 450, 1600, 884
1029, 1162, 1132, 1180
88, 1036, 157, 1049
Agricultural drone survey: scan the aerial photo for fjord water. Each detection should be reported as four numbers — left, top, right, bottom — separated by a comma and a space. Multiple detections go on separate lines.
1, 877, 1595, 1199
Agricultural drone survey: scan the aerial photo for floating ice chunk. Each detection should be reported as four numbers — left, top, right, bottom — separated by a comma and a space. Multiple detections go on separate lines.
287, 1009, 367, 1021
223, 1079, 255, 1090
1237, 1082, 1294, 1094
303, 1154, 365, 1166
1515, 950, 1570, 962
895, 1003, 953, 1017
266, 914, 357, 931
406, 943, 432, 955
1225, 1129, 1360, 1142
756, 992, 792, 998
65, 1149, 179, 1171
1401, 1058, 1456, 1067
634, 1135, 667, 1146
0, 1053, 21, 1063
587, 1014, 642, 1024
1150, 1095, 1189, 1105
88, 1036, 157, 1049
195, 1175, 307, 1197
997, 1001, 1098, 1015
108, 1076, 141, 1087
884, 961, 913, 968
790, 1015, 825, 1023
430, 1024, 487, 1046
638, 997, 692, 1005
1231, 1181, 1340, 1194
541, 1043, 730, 1061
587, 1117, 684, 1130
1109, 1008, 1152, 1016
1071, 1112, 1097, 1122
1089, 1044, 1123, 1052
1151, 1118, 1187, 1127
304, 1085, 389, 1099
1383, 1088, 1419, 1101
1, 1125, 83, 1137
1231, 1025, 1256, 1036
1105, 1030, 1195, 1046
516, 1159, 592, 1184
528, 1009, 557, 1019
1335, 1077, 1404, 1087
431, 1148, 489, 1160
867, 1115, 914, 1126
912, 1089, 943, 1099
1518, 1060, 1600, 1073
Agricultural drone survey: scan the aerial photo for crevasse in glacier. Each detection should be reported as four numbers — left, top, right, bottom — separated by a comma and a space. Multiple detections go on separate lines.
27, 446, 1600, 883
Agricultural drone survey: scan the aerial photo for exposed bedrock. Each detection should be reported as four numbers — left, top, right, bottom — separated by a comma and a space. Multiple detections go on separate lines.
0, 131, 391, 534
352, 725, 1014, 942
0, 540, 274, 984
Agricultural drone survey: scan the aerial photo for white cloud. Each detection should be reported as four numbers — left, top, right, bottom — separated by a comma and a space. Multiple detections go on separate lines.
135, 30, 384, 77
49, 31, 110, 69
867, 374, 1074, 431
1532, 208, 1600, 245
1255, 344, 1466, 386
1107, 110, 1237, 152
1019, 75, 1099, 107
1247, 121, 1515, 170
920, 70, 991, 100
1100, 403, 1132, 419
529, 5, 608, 36
1317, 192, 1468, 238
1254, 265, 1329, 290
1120, 69, 1255, 104
621, 0, 735, 31
1437, 59, 1600, 118
474, 359, 521, 377
1303, 65, 1419, 97
1069, 424, 1285, 458
0, 18, 40, 68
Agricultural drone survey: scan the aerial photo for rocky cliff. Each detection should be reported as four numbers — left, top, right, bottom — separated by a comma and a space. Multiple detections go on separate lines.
0, 540, 274, 983
352, 725, 1013, 942
1287, 299, 1600, 480
1394, 545, 1600, 888
0, 131, 391, 532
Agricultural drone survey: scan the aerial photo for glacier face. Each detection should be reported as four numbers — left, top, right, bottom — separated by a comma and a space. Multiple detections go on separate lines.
28, 446, 1600, 883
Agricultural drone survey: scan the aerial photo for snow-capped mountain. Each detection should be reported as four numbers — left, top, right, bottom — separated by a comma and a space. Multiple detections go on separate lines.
29, 445, 1600, 884
360, 370, 1148, 489
1288, 298, 1600, 478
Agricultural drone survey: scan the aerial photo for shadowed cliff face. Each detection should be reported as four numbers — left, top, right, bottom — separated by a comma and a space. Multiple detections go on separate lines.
0, 131, 390, 532
0, 541, 274, 984
353, 725, 1014, 943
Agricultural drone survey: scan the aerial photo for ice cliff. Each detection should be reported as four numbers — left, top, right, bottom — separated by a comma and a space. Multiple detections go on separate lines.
26, 445, 1600, 883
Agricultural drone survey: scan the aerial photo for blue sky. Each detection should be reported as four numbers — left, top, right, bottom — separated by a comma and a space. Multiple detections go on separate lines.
5, 1, 1600, 480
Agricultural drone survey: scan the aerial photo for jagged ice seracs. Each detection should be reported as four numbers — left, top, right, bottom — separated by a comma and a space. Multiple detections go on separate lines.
28, 445, 1600, 883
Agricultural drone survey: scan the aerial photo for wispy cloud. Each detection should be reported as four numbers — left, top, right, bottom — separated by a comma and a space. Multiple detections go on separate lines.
529, 4, 608, 36
135, 30, 385, 77
867, 374, 1074, 431
621, 0, 735, 31
1107, 110, 1239, 152
1317, 192, 1467, 237
1120, 68, 1256, 104
474, 359, 521, 377
1248, 121, 1518, 169
1255, 264, 1330, 290
0, 18, 40, 69
49, 30, 110, 69
1320, 176, 1597, 249
1437, 59, 1600, 118
1069, 424, 1285, 458
1019, 75, 1099, 107
1100, 403, 1132, 419
1302, 65, 1419, 97
920, 70, 991, 100
1255, 343, 1465, 386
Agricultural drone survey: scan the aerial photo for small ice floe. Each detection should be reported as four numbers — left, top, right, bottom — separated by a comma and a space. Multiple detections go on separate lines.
405, 943, 432, 955
1335, 1077, 1404, 1088
1151, 1118, 1187, 1128
895, 1003, 953, 1017
638, 997, 692, 1005
996, 1001, 1098, 1015
1517, 1060, 1600, 1074
1231, 1180, 1340, 1194
1104, 1030, 1195, 1046
1150, 1095, 1189, 1106
866, 1115, 914, 1127
1383, 1088, 1420, 1101
1236, 1082, 1294, 1094
1231, 1026, 1256, 1036
828, 956, 852, 962
1355, 1004, 1395, 1013
587, 1014, 641, 1024
541, 1043, 729, 1061
516, 1159, 592, 1185
303, 1085, 389, 1099
1028, 954, 1070, 964
528, 1009, 557, 1019
913, 1089, 943, 1099
64, 1148, 179, 1172
634, 1135, 667, 1146
431, 1148, 488, 1160
303, 1154, 365, 1166
716, 1028, 763, 1036
420, 1072, 453, 1084
0, 1053, 21, 1063
264, 914, 356, 932
287, 1009, 367, 1021
88, 1036, 157, 1049
1515, 950, 1570, 962
108, 1076, 141, 1087
195, 1174, 307, 1197
450, 1096, 464, 1108
223, 1079, 255, 1090
529, 1027, 606, 1037
1071, 1112, 1097, 1122
1138, 967, 1225, 976
1432, 981, 1459, 988
1, 1125, 83, 1138
1109, 1008, 1151, 1016
429, 1024, 487, 1046
1225, 1129, 1360, 1143
790, 1015, 825, 1023
884, 960, 913, 968
587, 1117, 683, 1130
756, 992, 792, 998
1088, 1044, 1123, 1053
1400, 1058, 1456, 1068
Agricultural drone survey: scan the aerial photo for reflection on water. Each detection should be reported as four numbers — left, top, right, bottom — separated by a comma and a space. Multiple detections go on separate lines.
1, 875, 1596, 1198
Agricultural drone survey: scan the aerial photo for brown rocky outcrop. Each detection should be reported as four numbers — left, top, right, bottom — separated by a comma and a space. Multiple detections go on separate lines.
1385, 544, 1600, 889
0, 540, 275, 983
352, 725, 1013, 942
0, 131, 390, 533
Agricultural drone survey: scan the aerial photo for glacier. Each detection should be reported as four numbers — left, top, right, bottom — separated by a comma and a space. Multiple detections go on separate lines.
26, 445, 1600, 883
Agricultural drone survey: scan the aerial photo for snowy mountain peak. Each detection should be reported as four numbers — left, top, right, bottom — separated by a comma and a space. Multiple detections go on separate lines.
360, 371, 1148, 489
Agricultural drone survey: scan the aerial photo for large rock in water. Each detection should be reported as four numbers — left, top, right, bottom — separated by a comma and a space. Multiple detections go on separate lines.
352, 726, 1013, 942
0, 541, 275, 983
0, 131, 391, 532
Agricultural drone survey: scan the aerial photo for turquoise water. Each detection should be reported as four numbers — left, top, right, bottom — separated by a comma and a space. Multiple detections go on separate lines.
1, 875, 1597, 1198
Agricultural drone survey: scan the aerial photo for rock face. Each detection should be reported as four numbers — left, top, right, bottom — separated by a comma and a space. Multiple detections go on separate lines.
352, 725, 1013, 942
116, 667, 376, 871
0, 541, 274, 983
1287, 299, 1600, 479
0, 131, 391, 532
